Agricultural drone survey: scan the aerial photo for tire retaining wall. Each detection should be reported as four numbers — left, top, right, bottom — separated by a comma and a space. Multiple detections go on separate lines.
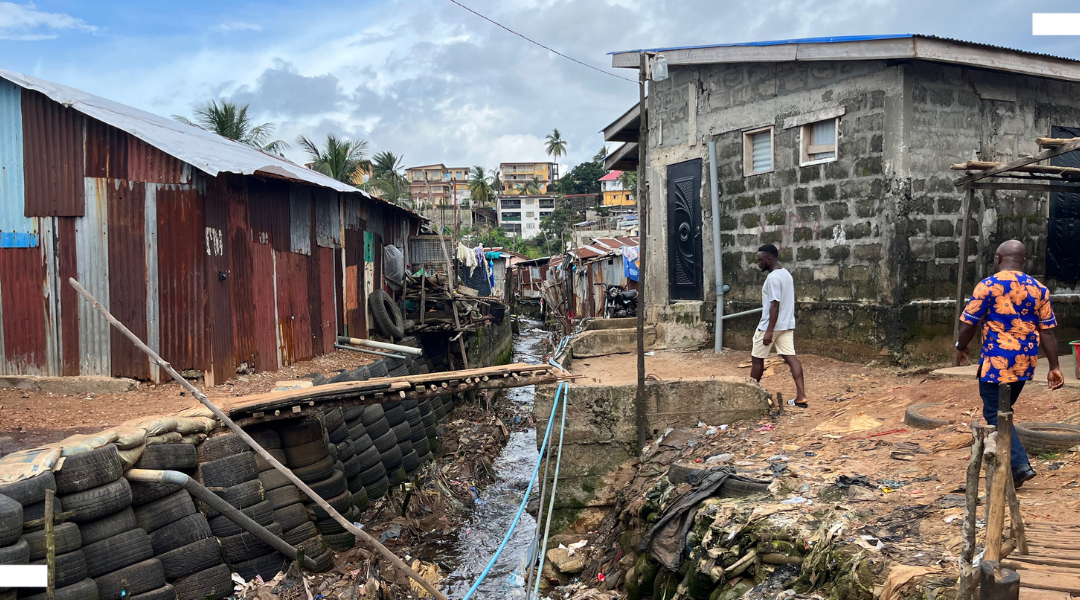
0, 338, 458, 600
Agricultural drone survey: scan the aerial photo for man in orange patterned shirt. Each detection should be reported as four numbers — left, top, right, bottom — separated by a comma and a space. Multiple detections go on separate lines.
956, 240, 1065, 488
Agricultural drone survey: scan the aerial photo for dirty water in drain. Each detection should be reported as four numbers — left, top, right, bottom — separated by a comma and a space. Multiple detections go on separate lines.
438, 319, 549, 598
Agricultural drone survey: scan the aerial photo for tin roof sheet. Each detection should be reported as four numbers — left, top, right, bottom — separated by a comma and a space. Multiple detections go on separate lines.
0, 68, 421, 218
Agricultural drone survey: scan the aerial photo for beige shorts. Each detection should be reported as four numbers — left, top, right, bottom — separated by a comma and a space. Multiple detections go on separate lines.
751, 329, 795, 358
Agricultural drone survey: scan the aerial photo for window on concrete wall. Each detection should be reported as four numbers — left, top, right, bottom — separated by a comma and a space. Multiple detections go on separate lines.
800, 118, 838, 165
742, 127, 773, 175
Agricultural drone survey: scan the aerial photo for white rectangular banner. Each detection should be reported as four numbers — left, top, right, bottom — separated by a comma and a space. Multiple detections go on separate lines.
0, 565, 48, 587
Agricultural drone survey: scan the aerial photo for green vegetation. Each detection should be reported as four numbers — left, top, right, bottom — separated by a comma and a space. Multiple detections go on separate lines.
173, 100, 289, 154
361, 150, 409, 205
297, 133, 372, 184
555, 147, 607, 195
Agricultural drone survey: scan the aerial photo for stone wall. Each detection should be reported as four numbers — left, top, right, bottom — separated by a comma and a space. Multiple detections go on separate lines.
533, 377, 770, 533
463, 318, 513, 368
641, 59, 1080, 361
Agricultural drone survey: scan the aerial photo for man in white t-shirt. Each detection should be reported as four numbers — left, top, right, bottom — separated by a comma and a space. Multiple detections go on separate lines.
750, 244, 808, 408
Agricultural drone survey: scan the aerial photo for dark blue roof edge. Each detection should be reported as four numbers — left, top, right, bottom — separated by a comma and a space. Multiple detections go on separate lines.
606, 34, 914, 56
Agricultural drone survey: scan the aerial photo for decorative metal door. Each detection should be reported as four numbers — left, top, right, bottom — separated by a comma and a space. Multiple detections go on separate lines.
1049, 126, 1080, 281
667, 159, 704, 300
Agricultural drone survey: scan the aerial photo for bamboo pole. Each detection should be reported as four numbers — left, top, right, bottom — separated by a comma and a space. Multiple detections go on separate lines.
958, 425, 987, 600
986, 407, 1014, 562
68, 278, 450, 600
44, 489, 55, 600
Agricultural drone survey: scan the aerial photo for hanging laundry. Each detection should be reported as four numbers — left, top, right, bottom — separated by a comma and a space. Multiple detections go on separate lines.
623, 245, 640, 281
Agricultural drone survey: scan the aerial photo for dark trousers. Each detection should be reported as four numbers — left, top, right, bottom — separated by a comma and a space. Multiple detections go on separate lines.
978, 379, 1030, 473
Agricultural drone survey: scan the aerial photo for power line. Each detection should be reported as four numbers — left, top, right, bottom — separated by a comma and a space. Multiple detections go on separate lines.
446, 0, 637, 84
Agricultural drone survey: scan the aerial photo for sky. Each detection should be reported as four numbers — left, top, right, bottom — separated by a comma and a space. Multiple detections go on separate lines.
2, 0, 1080, 174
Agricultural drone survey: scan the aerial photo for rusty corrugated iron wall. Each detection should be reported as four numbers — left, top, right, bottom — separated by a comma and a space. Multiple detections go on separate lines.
0, 248, 47, 373
157, 185, 208, 373
107, 180, 150, 380
77, 178, 111, 375
21, 89, 84, 217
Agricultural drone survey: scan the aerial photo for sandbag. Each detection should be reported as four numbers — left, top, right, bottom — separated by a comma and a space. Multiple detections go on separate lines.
106, 426, 147, 450
123, 417, 178, 438
173, 417, 215, 435
179, 434, 207, 446
174, 406, 215, 420
145, 432, 183, 446
0, 446, 63, 484
59, 431, 120, 457
117, 444, 146, 470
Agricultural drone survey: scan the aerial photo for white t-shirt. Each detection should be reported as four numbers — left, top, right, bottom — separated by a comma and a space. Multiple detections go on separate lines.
757, 267, 795, 331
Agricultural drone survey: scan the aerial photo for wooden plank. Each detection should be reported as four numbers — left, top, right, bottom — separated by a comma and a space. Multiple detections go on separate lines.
1036, 137, 1080, 148
1011, 570, 1080, 594
1012, 555, 1080, 570
953, 139, 1080, 185
1019, 587, 1071, 600
964, 181, 1080, 194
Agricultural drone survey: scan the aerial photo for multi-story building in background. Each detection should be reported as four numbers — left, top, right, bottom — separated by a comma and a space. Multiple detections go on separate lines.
497, 194, 555, 238
599, 170, 635, 206
499, 161, 557, 195
405, 164, 471, 209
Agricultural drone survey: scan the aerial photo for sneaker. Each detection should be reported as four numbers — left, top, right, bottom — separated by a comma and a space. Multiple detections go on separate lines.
1013, 465, 1037, 489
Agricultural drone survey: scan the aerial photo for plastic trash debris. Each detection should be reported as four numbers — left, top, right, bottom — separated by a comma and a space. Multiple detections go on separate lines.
645, 351, 655, 356
768, 455, 789, 462
697, 422, 707, 428
705, 427, 718, 436
719, 424, 729, 431
706, 453, 734, 464
380, 523, 402, 543
781, 496, 807, 504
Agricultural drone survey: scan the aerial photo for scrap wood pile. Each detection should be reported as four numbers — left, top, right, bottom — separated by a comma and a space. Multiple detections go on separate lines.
403, 270, 505, 334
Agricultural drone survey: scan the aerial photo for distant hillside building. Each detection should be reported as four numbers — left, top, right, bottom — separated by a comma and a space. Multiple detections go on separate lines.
497, 195, 555, 237
405, 164, 470, 209
500, 162, 557, 195
599, 171, 635, 206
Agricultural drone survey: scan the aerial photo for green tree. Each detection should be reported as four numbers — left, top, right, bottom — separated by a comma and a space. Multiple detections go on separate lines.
557, 155, 606, 196
545, 128, 567, 174
468, 166, 496, 206
618, 170, 637, 194
297, 133, 372, 184
173, 100, 288, 154
522, 176, 543, 195
362, 150, 409, 204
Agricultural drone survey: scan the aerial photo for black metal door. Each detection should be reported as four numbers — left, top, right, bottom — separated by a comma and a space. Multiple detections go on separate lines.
1049, 126, 1080, 282
667, 159, 704, 300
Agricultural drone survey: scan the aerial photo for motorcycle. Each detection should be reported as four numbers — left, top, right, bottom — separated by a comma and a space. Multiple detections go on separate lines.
596, 283, 638, 318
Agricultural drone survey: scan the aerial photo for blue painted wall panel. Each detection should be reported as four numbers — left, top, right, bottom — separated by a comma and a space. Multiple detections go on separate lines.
0, 79, 35, 243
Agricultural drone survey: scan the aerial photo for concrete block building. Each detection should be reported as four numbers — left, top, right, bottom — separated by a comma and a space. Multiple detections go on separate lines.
603, 35, 1080, 361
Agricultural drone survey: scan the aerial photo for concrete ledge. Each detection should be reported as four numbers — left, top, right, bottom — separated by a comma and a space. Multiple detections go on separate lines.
0, 375, 139, 395
569, 327, 656, 358
585, 318, 638, 331
933, 354, 1079, 388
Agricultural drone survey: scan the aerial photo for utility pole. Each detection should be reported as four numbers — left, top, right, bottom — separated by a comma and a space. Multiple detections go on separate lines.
635, 52, 649, 453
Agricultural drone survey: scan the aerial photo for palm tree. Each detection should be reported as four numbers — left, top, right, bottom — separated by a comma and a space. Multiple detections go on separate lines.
468, 166, 495, 206
522, 177, 543, 195
618, 170, 637, 197
173, 100, 288, 154
545, 129, 567, 181
362, 151, 409, 204
492, 169, 503, 194
297, 133, 372, 184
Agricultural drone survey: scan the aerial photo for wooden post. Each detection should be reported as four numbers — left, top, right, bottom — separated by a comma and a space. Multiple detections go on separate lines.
44, 489, 55, 600
986, 405, 1014, 562
434, 230, 469, 370
953, 186, 974, 366
959, 425, 987, 600
67, 279, 451, 600
1006, 471, 1028, 555
635, 51, 649, 452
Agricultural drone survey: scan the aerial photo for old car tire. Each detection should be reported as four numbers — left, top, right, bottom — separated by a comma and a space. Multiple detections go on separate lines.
219, 524, 281, 563
253, 448, 288, 472
272, 503, 308, 532
368, 290, 404, 340
293, 456, 335, 484
60, 479, 132, 524
16, 577, 98, 600
196, 453, 258, 488
25, 522, 82, 560
133, 444, 197, 471
129, 482, 183, 509
208, 500, 274, 537
265, 486, 301, 510
172, 564, 232, 600
79, 508, 136, 546
234, 552, 286, 582
133, 491, 195, 533
301, 471, 346, 501
281, 521, 318, 546
156, 537, 221, 581
196, 434, 252, 464
258, 470, 291, 492
55, 446, 123, 495
31, 549, 87, 588
0, 537, 29, 565
1016, 422, 1080, 454
282, 439, 330, 469
148, 514, 211, 555
0, 472, 55, 507
197, 479, 264, 519
904, 403, 951, 430
83, 529, 153, 578
94, 558, 165, 600
278, 419, 324, 448
0, 495, 22, 546
127, 584, 175, 600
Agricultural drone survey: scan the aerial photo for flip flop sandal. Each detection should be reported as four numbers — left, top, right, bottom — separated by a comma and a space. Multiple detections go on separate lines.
786, 399, 810, 409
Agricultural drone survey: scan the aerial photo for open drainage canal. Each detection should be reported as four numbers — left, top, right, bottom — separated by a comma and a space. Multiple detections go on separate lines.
440, 319, 548, 599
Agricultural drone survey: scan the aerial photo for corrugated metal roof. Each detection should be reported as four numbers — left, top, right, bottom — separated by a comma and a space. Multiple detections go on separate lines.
0, 68, 421, 219
599, 171, 622, 182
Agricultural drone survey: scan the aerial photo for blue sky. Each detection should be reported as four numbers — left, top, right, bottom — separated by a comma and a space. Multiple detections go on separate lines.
3, 1, 1080, 172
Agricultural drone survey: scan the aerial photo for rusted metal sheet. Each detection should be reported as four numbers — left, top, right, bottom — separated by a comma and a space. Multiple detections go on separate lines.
343, 229, 366, 338
289, 184, 312, 255
157, 185, 208, 372
57, 217, 80, 375
0, 79, 37, 247
365, 202, 384, 237
316, 247, 336, 355
223, 176, 257, 372
84, 119, 127, 180
314, 188, 340, 248
274, 250, 293, 366
0, 247, 47, 373
127, 135, 190, 184
21, 89, 84, 217
249, 242, 278, 373
248, 178, 290, 251
77, 178, 111, 375
143, 185, 160, 381
306, 224, 325, 356
344, 195, 361, 230
288, 253, 313, 361
204, 176, 235, 386
106, 180, 150, 379
334, 248, 344, 337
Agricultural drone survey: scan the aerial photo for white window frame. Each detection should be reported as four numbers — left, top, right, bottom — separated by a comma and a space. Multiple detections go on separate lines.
742, 126, 774, 176
799, 118, 839, 166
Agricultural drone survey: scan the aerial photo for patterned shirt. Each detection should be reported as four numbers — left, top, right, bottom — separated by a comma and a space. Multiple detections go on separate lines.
960, 270, 1057, 383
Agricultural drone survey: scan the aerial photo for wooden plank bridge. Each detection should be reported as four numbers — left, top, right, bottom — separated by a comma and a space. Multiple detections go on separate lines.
1009, 522, 1080, 599
218, 363, 567, 425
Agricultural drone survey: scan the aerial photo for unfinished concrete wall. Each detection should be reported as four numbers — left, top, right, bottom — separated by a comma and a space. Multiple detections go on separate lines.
533, 377, 769, 533
642, 59, 1080, 361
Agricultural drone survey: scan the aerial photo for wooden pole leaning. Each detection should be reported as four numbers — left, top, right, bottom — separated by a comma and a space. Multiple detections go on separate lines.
958, 424, 987, 600
68, 278, 450, 600
44, 489, 55, 600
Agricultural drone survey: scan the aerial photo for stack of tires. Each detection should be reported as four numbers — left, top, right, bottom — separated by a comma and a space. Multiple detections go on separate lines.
277, 418, 355, 555
194, 434, 286, 583
381, 402, 410, 487
401, 400, 426, 478
418, 398, 438, 456
50, 445, 168, 600
339, 408, 373, 517
0, 492, 31, 600
250, 429, 334, 574
356, 406, 391, 502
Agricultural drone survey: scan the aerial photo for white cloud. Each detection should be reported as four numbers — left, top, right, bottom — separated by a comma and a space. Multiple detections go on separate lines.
212, 22, 263, 33
0, 2, 95, 40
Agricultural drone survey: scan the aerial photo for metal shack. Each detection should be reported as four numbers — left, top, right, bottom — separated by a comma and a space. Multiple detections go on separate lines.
0, 69, 421, 384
